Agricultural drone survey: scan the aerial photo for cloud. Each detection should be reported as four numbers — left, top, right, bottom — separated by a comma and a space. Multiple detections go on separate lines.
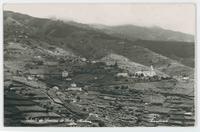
4, 3, 195, 34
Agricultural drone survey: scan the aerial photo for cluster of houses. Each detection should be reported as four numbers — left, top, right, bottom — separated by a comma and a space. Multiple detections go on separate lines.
76, 56, 98, 64
134, 65, 156, 77
116, 65, 171, 81
116, 65, 156, 77
26, 72, 44, 81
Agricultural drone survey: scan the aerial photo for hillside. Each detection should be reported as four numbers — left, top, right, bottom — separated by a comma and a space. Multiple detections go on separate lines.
134, 40, 194, 67
91, 24, 194, 42
90, 24, 195, 67
4, 11, 194, 77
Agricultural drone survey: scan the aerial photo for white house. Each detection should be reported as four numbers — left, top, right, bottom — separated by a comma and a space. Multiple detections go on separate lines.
65, 78, 72, 81
67, 87, 82, 91
116, 73, 129, 77
52, 86, 59, 91
27, 75, 34, 81
81, 58, 87, 62
62, 70, 69, 78
71, 83, 77, 87
91, 60, 96, 64
67, 83, 82, 91
182, 76, 189, 81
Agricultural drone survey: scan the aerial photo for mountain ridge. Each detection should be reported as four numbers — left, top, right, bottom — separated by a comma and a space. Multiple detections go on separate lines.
90, 24, 194, 42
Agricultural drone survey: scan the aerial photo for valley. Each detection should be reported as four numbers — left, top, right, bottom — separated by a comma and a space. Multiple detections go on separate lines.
3, 11, 195, 127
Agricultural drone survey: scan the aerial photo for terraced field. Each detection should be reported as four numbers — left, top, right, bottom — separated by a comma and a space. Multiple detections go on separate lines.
4, 61, 195, 127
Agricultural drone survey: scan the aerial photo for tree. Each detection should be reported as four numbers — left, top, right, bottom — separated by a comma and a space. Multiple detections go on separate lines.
116, 104, 123, 111
76, 96, 80, 101
37, 60, 44, 65
114, 86, 119, 89
114, 61, 118, 67
82, 108, 87, 111
98, 121, 106, 127
59, 58, 65, 64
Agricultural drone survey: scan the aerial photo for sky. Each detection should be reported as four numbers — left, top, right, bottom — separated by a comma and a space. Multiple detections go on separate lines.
4, 3, 195, 34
